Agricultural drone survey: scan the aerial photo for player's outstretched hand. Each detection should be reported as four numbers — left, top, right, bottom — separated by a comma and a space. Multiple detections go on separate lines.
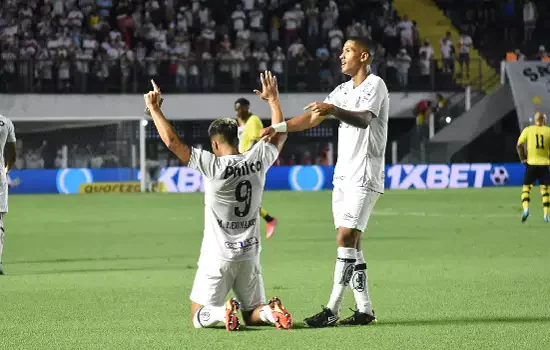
260, 126, 276, 140
303, 101, 335, 116
254, 70, 278, 102
144, 79, 164, 116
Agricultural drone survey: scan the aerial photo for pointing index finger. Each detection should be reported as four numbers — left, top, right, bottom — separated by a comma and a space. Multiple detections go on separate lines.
151, 79, 160, 93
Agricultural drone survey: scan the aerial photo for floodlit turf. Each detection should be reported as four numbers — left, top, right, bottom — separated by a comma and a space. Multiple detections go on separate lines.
1, 188, 550, 349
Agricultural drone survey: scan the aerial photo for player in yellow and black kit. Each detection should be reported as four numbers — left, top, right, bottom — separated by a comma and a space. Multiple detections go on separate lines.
235, 98, 279, 238
517, 112, 550, 223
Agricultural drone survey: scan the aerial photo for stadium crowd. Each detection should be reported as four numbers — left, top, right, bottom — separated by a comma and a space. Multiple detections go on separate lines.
0, 0, 463, 95
7, 0, 509, 169
435, 0, 549, 65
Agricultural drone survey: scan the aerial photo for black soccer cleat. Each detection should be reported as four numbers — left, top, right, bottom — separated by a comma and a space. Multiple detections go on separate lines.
339, 309, 377, 326
303, 307, 339, 328
0, 263, 6, 275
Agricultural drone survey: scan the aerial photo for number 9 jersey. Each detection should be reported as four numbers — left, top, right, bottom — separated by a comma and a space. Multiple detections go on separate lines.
187, 140, 279, 261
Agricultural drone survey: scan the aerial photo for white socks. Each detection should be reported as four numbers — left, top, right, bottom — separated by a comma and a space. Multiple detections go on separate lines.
326, 247, 357, 315
259, 305, 276, 324
192, 305, 226, 328
0, 227, 4, 262
351, 250, 373, 315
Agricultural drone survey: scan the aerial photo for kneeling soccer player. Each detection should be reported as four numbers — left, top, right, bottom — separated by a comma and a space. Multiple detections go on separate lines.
143, 73, 292, 331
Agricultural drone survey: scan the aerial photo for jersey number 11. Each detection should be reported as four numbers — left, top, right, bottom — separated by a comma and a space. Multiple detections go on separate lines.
536, 134, 545, 149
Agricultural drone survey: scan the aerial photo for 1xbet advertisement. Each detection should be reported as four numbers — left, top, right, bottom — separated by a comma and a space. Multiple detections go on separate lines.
7, 163, 528, 194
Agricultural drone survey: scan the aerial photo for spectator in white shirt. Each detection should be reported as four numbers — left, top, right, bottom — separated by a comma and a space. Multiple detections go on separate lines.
271, 46, 285, 81
249, 5, 264, 31
440, 31, 454, 74
419, 39, 434, 60
418, 39, 433, 87
305, 2, 319, 38
232, 4, 246, 32
396, 48, 411, 92
288, 38, 305, 58
523, 1, 537, 43
321, 6, 335, 39
283, 7, 299, 44
536, 45, 549, 61
328, 26, 344, 53
458, 32, 473, 79
396, 14, 414, 52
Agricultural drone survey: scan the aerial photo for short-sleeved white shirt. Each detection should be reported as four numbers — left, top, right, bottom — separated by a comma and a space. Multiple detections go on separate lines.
188, 141, 279, 261
0, 115, 16, 185
324, 74, 389, 193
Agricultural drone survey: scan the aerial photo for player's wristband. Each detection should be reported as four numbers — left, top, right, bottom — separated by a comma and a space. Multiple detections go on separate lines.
272, 121, 287, 133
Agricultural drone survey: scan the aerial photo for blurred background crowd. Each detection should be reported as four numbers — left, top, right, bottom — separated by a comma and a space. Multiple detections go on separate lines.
3, 0, 548, 169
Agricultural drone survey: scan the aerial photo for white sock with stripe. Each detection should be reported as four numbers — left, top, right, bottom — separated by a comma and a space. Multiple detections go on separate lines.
351, 249, 373, 315
326, 247, 357, 315
192, 305, 226, 328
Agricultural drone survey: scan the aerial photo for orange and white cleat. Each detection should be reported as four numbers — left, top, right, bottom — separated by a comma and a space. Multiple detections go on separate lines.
224, 298, 241, 332
268, 297, 293, 330
266, 218, 278, 239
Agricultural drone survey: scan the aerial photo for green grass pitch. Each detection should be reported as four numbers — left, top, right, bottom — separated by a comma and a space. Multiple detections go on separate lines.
1, 188, 549, 349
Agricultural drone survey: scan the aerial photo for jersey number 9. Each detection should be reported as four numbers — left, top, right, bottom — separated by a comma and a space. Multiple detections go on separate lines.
234, 180, 253, 217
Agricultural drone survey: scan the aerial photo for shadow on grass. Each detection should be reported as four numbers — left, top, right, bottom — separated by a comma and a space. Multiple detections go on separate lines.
215, 316, 550, 331
7, 255, 188, 265
13, 265, 183, 275
376, 316, 550, 327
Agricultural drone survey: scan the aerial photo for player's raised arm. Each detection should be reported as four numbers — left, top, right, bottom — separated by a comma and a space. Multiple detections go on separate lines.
260, 110, 322, 139
144, 80, 192, 165
254, 71, 287, 152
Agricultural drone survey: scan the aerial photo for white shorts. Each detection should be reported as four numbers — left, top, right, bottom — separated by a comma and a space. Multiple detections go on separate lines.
0, 182, 8, 213
332, 186, 380, 232
190, 255, 266, 311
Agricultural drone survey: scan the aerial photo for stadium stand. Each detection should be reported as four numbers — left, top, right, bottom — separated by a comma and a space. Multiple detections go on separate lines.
434, 0, 549, 65
4, 0, 481, 169
0, 0, 464, 95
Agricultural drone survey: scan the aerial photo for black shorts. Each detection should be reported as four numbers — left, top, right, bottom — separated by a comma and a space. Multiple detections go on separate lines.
459, 53, 470, 64
524, 165, 550, 185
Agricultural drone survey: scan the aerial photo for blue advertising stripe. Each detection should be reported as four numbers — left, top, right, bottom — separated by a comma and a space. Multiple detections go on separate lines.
5, 164, 538, 194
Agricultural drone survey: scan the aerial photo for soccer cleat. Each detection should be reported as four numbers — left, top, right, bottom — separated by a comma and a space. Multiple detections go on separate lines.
545, 215, 549, 223
339, 309, 377, 326
266, 218, 278, 239
521, 209, 530, 223
0, 263, 5, 275
224, 298, 241, 331
268, 297, 293, 330
304, 307, 338, 328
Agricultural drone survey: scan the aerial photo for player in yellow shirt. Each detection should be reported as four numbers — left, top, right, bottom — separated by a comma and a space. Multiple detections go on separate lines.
235, 98, 279, 238
516, 112, 550, 223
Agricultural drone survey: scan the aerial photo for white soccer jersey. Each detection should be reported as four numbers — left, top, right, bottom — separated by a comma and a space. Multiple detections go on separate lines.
188, 140, 279, 261
0, 115, 16, 213
324, 74, 389, 193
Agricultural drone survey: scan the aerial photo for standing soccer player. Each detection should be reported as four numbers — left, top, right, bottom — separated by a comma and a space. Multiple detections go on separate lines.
144, 73, 293, 331
261, 36, 389, 327
0, 114, 17, 275
234, 98, 279, 239
517, 112, 550, 223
